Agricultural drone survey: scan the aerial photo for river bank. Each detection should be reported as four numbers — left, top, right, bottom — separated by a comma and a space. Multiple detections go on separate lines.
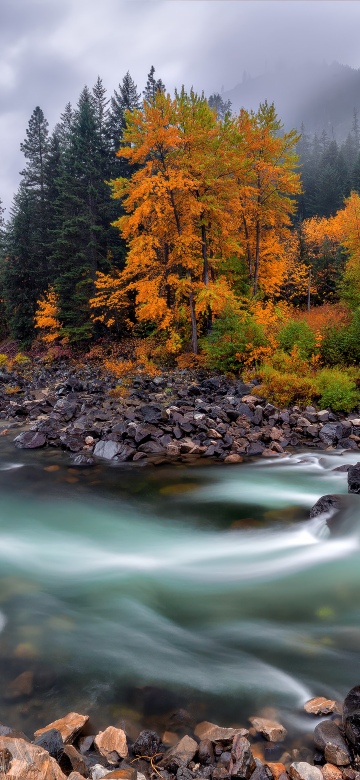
0, 363, 360, 465
1, 687, 360, 780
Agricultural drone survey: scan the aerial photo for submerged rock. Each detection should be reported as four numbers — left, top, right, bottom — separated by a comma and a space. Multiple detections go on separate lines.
14, 431, 46, 449
304, 697, 338, 716
314, 720, 351, 766
249, 717, 287, 742
348, 464, 360, 494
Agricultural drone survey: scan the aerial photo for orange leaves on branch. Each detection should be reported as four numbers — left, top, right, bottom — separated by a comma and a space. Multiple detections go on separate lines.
34, 287, 61, 343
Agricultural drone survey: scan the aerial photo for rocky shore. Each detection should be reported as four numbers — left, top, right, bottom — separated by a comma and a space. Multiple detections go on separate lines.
0, 364, 360, 465
1, 687, 360, 780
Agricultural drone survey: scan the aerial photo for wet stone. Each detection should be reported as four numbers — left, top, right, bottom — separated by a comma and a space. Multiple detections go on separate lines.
94, 726, 129, 764
249, 718, 287, 743
34, 712, 89, 745
229, 736, 256, 778
161, 735, 198, 770
34, 728, 64, 760
14, 431, 46, 448
314, 720, 351, 766
132, 729, 161, 757
289, 763, 323, 780
304, 698, 338, 716
348, 466, 360, 495
198, 739, 215, 765
195, 722, 249, 743
343, 685, 360, 747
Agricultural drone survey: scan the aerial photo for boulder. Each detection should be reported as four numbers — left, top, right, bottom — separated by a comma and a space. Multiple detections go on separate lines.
198, 739, 214, 765
0, 734, 66, 779
195, 722, 248, 743
34, 728, 64, 760
319, 424, 344, 447
289, 763, 323, 780
348, 464, 360, 494
249, 718, 287, 743
229, 735, 256, 778
343, 685, 360, 746
132, 729, 160, 757
34, 712, 89, 745
304, 697, 338, 716
93, 440, 128, 460
160, 735, 198, 770
94, 726, 128, 764
309, 495, 341, 519
14, 431, 46, 449
314, 720, 351, 766
321, 764, 343, 780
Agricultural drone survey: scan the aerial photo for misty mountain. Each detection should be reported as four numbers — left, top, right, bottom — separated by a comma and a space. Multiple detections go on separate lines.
224, 61, 360, 139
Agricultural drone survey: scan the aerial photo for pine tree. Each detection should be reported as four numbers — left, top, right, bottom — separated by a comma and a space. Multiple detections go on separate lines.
108, 71, 141, 157
51, 86, 110, 343
208, 93, 232, 122
143, 65, 165, 103
55, 102, 74, 152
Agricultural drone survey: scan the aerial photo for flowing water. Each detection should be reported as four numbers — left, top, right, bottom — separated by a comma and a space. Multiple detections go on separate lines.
0, 437, 360, 739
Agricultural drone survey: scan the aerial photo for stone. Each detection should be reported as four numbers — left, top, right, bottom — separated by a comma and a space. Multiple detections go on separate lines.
229, 735, 256, 778
78, 735, 94, 754
0, 734, 66, 779
68, 773, 87, 780
319, 424, 344, 446
90, 766, 112, 780
247, 441, 265, 456
198, 739, 215, 765
14, 431, 46, 448
105, 771, 137, 780
62, 744, 89, 777
94, 726, 128, 764
265, 762, 287, 780
309, 495, 341, 519
71, 454, 96, 467
139, 404, 163, 423
249, 718, 287, 743
289, 762, 323, 780
343, 685, 360, 746
251, 758, 270, 780
133, 729, 161, 757
5, 669, 34, 699
314, 720, 351, 766
34, 728, 64, 760
94, 440, 127, 460
160, 735, 198, 769
304, 697, 338, 716
321, 764, 343, 780
34, 712, 89, 744
194, 722, 248, 743
224, 454, 243, 464
348, 465, 360, 494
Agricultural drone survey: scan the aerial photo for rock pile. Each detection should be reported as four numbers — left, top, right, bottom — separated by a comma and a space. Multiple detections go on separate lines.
0, 367, 359, 464
1, 687, 360, 780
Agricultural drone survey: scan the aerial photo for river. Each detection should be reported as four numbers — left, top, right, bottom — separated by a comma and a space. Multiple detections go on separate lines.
0, 440, 359, 740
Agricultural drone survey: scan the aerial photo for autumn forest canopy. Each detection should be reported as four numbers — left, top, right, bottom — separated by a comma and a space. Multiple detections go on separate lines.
2, 67, 360, 411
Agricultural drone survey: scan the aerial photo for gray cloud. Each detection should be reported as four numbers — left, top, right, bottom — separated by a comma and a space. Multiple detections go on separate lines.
1, 0, 360, 213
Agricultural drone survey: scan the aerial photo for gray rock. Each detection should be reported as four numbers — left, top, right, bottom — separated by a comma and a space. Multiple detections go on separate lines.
71, 454, 95, 467
314, 720, 351, 766
198, 739, 214, 765
289, 762, 323, 780
139, 404, 163, 423
14, 431, 46, 449
34, 728, 64, 760
161, 735, 198, 770
319, 423, 344, 446
343, 685, 360, 747
93, 440, 126, 460
309, 495, 342, 519
348, 464, 360, 494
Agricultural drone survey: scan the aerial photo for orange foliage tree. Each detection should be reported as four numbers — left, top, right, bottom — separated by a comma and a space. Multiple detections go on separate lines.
331, 191, 360, 306
235, 102, 302, 296
34, 287, 61, 343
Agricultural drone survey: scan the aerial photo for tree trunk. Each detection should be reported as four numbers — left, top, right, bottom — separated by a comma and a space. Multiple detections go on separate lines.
189, 283, 198, 354
307, 267, 311, 312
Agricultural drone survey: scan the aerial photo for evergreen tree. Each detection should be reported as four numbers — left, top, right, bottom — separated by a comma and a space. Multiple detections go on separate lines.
55, 102, 74, 152
143, 65, 165, 103
108, 71, 141, 156
51, 86, 111, 343
208, 93, 232, 121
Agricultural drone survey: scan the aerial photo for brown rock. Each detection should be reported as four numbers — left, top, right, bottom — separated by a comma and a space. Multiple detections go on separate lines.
162, 731, 179, 747
321, 764, 343, 780
194, 721, 248, 743
4, 670, 34, 699
304, 698, 338, 716
34, 712, 89, 744
249, 717, 287, 742
229, 735, 256, 778
0, 734, 66, 779
314, 721, 351, 766
265, 763, 287, 780
224, 454, 243, 464
94, 726, 128, 764
68, 774, 87, 780
105, 770, 137, 780
62, 744, 88, 777
160, 735, 198, 769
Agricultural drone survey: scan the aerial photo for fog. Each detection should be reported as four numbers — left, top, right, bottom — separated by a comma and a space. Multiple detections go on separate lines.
1, 0, 360, 212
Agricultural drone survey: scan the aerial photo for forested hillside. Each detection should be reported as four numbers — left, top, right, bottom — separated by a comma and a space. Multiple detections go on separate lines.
1, 66, 360, 412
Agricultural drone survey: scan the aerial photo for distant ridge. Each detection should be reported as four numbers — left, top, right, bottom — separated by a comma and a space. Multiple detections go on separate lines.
223, 61, 360, 139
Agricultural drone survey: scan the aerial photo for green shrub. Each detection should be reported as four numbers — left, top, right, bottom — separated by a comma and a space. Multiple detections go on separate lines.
201, 308, 266, 373
278, 319, 316, 360
315, 368, 360, 412
320, 308, 360, 366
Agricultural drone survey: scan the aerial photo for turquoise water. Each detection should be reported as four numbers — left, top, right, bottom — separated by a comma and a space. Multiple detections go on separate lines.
0, 443, 359, 736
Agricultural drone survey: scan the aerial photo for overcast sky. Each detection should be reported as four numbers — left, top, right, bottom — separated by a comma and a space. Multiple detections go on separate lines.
1, 0, 360, 214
